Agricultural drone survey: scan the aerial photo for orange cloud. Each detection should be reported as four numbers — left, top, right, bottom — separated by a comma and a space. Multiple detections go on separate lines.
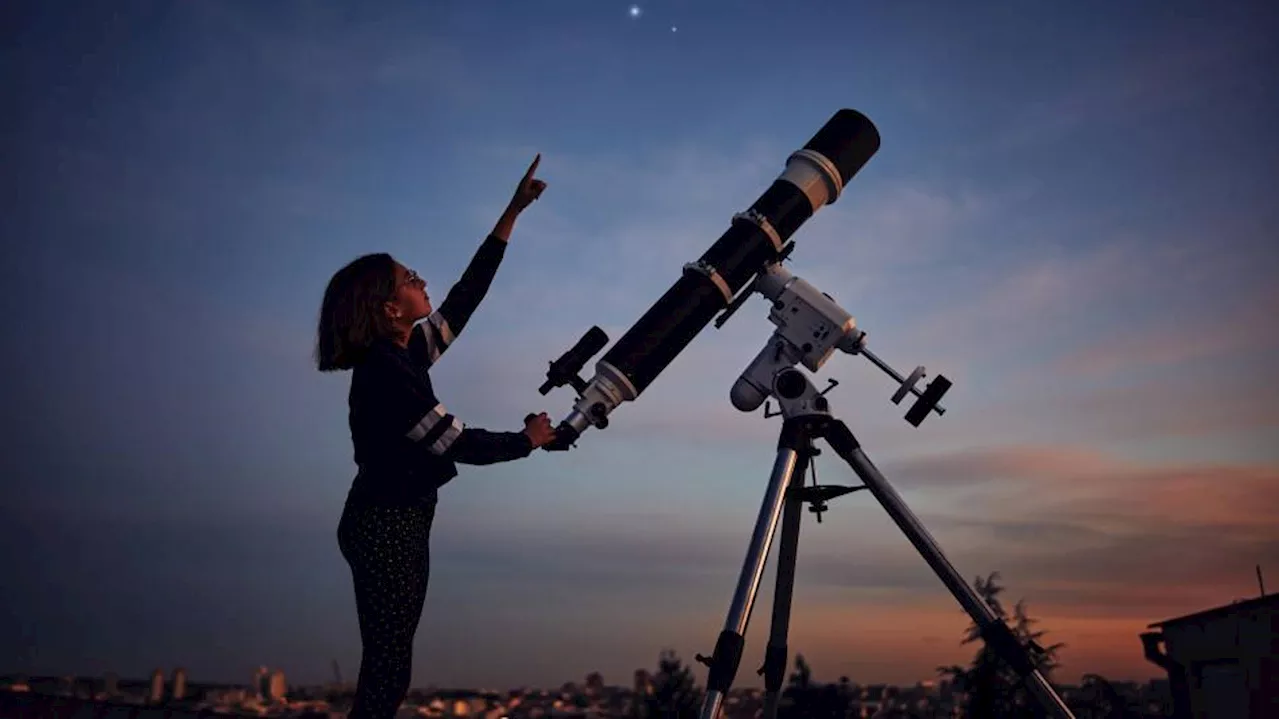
886, 444, 1277, 525
1051, 286, 1276, 379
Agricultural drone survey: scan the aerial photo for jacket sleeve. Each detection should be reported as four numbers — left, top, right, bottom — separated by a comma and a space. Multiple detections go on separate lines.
409, 234, 508, 367
406, 403, 535, 466
443, 426, 535, 466
375, 358, 535, 467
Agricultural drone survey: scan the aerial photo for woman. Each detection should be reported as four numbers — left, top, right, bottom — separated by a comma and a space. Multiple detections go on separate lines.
315, 155, 557, 719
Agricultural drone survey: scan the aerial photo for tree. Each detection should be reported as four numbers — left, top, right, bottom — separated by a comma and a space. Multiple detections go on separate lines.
779, 654, 851, 718
778, 654, 812, 718
789, 654, 813, 691
643, 649, 703, 718
1079, 674, 1141, 719
937, 572, 1065, 718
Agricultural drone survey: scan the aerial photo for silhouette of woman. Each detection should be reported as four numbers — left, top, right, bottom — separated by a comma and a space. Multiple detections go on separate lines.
315, 155, 557, 719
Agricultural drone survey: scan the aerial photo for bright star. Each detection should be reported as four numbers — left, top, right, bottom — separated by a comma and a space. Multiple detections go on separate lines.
629, 5, 641, 18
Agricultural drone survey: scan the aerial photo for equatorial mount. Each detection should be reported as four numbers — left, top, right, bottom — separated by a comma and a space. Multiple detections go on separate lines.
716, 258, 951, 427
758, 366, 871, 523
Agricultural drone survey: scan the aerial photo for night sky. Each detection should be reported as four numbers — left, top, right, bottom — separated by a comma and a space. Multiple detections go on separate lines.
3, 0, 1276, 693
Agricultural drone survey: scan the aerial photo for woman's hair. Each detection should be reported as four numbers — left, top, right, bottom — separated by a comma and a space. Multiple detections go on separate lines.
316, 252, 399, 371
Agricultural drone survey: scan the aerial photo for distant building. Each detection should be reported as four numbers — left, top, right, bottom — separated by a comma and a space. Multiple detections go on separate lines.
102, 672, 118, 697
1142, 592, 1277, 719
253, 666, 269, 699
267, 669, 287, 702
148, 669, 165, 703
585, 672, 605, 697
171, 667, 187, 700
634, 669, 652, 698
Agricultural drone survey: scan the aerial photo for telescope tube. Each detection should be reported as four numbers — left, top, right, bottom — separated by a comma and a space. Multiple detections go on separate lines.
559, 109, 881, 438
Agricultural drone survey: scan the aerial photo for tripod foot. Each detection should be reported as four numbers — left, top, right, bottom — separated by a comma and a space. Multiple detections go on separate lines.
699, 630, 746, 719
760, 642, 788, 719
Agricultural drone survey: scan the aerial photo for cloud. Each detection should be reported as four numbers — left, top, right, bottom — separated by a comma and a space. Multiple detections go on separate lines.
796, 178, 1038, 292
1051, 285, 1275, 378
885, 443, 1276, 515
830, 221, 1278, 447
841, 444, 1278, 612
1002, 526, 1273, 618
884, 445, 1119, 489
1043, 377, 1275, 441
891, 239, 1155, 361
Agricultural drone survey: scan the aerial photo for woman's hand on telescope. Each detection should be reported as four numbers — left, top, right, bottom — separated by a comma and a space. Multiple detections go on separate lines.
508, 154, 547, 214
523, 412, 557, 449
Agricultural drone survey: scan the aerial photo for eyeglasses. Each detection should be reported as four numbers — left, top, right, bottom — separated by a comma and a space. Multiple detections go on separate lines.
399, 269, 422, 288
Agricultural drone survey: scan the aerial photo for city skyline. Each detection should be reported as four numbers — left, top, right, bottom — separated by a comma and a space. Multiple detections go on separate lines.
4, 586, 1267, 692
3, 0, 1275, 692
7, 667, 1180, 719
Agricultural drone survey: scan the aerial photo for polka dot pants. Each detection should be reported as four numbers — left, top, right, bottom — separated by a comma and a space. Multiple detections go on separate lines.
338, 501, 435, 719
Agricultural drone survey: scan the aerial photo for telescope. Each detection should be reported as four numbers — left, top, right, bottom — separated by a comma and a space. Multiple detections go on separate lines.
537, 108, 1077, 719
537, 109, 881, 447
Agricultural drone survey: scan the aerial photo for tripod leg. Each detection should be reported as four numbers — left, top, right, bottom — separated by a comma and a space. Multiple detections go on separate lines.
698, 445, 804, 719
822, 420, 1078, 719
760, 450, 807, 719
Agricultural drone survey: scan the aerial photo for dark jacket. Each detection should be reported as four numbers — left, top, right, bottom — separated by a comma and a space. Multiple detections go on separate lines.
345, 234, 533, 507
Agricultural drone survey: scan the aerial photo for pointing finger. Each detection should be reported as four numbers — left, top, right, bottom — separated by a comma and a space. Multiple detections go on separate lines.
524, 153, 541, 180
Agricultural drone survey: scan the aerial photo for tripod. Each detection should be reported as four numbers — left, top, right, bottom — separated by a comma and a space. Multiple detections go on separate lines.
694, 368, 1076, 719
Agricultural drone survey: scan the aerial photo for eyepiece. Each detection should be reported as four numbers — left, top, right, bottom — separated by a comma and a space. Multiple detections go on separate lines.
539, 326, 610, 396
565, 326, 609, 365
